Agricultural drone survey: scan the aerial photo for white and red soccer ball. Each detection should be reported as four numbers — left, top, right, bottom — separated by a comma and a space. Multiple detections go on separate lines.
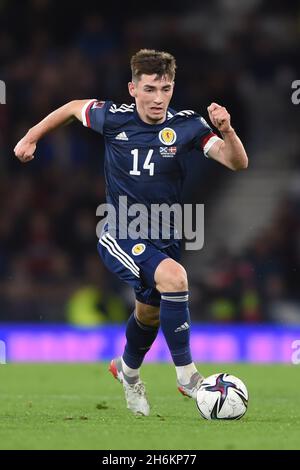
196, 373, 248, 420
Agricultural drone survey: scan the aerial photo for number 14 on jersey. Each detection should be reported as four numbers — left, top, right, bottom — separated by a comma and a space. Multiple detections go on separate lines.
130, 149, 154, 176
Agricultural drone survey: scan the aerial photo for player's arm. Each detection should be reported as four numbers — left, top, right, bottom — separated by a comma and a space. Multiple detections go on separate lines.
14, 99, 92, 163
206, 102, 248, 171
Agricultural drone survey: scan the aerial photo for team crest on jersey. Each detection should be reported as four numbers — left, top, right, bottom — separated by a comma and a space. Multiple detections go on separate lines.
159, 128, 177, 146
132, 243, 146, 256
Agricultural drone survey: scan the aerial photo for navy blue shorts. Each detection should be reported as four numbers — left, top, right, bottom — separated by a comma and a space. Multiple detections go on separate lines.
97, 230, 181, 307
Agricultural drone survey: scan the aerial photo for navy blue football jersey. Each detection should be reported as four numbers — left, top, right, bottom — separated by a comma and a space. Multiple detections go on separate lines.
82, 100, 220, 248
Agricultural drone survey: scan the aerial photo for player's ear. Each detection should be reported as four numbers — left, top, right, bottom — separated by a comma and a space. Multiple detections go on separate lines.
128, 81, 137, 98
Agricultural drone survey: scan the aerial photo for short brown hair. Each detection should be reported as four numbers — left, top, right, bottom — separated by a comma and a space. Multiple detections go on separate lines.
130, 49, 176, 82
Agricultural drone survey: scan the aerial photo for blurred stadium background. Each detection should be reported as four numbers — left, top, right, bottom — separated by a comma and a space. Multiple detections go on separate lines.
1, 0, 300, 363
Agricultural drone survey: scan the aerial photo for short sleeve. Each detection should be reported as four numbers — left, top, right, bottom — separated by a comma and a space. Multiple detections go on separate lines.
81, 99, 111, 134
192, 116, 222, 158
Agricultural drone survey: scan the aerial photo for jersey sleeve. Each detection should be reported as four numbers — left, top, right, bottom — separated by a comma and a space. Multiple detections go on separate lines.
81, 99, 112, 134
192, 116, 222, 158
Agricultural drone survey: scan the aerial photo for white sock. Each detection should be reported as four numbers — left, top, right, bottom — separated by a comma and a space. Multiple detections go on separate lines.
121, 357, 140, 378
176, 363, 198, 385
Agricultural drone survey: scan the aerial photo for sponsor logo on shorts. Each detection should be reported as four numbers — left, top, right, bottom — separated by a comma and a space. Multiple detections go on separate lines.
132, 243, 146, 256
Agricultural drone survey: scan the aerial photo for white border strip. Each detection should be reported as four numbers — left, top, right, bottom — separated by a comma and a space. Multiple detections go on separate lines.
203, 135, 222, 158
161, 295, 189, 302
81, 99, 97, 127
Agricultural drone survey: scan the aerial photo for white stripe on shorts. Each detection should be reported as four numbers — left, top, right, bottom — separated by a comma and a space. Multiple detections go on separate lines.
100, 235, 140, 278
105, 233, 140, 273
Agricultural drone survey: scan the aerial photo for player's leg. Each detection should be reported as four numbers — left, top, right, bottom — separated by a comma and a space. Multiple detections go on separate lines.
121, 300, 160, 377
136, 299, 160, 327
98, 232, 161, 416
154, 258, 204, 398
109, 301, 159, 416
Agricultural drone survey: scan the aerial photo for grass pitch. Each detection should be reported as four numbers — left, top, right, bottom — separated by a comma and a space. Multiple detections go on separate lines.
0, 363, 299, 450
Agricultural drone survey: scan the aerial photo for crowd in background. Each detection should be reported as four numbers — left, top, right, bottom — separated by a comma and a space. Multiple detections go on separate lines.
0, 0, 299, 323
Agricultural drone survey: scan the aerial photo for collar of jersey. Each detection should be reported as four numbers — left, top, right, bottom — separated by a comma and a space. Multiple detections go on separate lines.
133, 106, 170, 129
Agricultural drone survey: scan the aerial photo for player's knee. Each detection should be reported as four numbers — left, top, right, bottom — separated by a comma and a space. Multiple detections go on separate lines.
136, 303, 160, 328
155, 259, 188, 293
167, 270, 188, 292
138, 311, 160, 328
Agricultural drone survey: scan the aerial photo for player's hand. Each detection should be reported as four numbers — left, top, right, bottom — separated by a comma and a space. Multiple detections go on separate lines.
207, 102, 233, 133
14, 137, 36, 163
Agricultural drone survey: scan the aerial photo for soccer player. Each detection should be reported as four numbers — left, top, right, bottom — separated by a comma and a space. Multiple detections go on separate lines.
14, 49, 248, 416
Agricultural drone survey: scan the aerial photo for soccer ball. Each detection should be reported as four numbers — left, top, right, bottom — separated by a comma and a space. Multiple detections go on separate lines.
196, 373, 248, 420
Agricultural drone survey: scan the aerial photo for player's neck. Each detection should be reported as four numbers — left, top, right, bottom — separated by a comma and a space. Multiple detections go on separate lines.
135, 106, 167, 125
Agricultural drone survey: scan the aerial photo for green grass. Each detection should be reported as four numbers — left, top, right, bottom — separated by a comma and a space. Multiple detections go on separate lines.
0, 363, 299, 450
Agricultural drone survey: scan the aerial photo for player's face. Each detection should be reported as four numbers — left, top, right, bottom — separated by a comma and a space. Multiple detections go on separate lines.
128, 74, 174, 124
